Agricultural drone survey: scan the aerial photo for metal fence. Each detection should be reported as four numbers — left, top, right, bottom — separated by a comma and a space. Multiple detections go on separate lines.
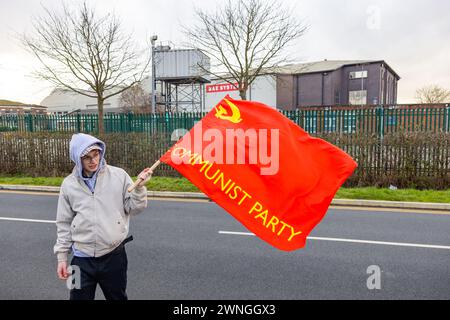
1, 104, 449, 188
0, 112, 202, 134
1, 104, 449, 135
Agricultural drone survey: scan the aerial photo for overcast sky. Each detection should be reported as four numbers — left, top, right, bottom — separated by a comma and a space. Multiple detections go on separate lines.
0, 0, 449, 104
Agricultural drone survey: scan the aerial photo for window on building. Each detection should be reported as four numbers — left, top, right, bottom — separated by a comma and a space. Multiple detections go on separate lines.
349, 71, 368, 79
349, 90, 367, 105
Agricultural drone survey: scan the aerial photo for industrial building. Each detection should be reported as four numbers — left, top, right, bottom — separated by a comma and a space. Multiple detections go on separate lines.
0, 100, 47, 115
204, 60, 400, 111
40, 46, 210, 114
40, 48, 400, 113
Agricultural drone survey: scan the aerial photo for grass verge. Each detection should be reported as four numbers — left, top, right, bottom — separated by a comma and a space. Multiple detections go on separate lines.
0, 175, 449, 203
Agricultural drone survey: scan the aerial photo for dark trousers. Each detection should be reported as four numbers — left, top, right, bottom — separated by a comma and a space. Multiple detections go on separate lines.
69, 244, 129, 300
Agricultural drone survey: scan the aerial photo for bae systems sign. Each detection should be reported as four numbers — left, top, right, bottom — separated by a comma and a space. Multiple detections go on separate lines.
206, 83, 239, 93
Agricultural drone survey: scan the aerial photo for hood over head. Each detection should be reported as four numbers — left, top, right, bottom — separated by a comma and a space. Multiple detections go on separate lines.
69, 133, 106, 181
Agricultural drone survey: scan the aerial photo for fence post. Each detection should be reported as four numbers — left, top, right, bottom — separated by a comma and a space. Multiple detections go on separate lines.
128, 113, 133, 132
376, 106, 385, 177
446, 105, 450, 132
77, 113, 81, 132
376, 106, 384, 140
27, 114, 34, 132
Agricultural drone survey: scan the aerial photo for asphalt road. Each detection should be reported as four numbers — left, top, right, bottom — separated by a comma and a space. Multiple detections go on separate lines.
0, 190, 449, 300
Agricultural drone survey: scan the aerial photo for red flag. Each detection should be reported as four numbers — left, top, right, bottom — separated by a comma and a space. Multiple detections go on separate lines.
160, 96, 357, 251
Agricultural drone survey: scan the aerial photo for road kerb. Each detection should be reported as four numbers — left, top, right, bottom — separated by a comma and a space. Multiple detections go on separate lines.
1, 184, 449, 212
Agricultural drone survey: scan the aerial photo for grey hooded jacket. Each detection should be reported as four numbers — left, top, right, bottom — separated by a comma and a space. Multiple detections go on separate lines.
53, 134, 148, 262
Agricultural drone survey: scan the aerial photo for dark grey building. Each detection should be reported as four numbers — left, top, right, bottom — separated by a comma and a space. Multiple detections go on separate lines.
274, 60, 400, 109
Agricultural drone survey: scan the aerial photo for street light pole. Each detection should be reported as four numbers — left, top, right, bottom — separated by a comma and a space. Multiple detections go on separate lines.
151, 35, 158, 114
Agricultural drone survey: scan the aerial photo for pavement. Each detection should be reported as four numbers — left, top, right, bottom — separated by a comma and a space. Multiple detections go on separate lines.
1, 184, 450, 212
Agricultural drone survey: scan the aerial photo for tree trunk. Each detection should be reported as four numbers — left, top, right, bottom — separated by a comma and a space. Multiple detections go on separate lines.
97, 96, 104, 135
239, 89, 247, 100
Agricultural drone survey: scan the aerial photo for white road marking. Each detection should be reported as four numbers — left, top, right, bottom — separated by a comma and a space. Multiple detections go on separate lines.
218, 231, 450, 250
1, 216, 449, 250
329, 206, 450, 215
0, 217, 56, 224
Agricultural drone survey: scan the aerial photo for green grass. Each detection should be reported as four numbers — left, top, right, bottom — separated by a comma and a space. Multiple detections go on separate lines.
0, 175, 200, 193
334, 187, 450, 203
0, 176, 65, 186
0, 175, 449, 203
145, 176, 200, 192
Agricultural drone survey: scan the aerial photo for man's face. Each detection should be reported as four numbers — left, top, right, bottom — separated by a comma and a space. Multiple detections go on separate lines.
81, 150, 100, 174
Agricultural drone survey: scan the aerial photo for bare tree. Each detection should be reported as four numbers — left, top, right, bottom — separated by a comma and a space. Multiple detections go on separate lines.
120, 84, 152, 113
415, 85, 450, 103
184, 0, 307, 100
22, 2, 150, 134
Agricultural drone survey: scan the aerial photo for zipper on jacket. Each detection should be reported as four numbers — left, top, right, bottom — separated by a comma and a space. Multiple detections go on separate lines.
93, 190, 97, 257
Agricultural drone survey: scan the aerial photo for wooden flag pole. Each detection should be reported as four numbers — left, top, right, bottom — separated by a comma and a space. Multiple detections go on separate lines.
127, 160, 161, 192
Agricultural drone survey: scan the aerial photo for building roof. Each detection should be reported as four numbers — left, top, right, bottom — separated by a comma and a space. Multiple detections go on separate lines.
211, 59, 400, 81
264, 59, 400, 79
0, 99, 26, 106
0, 99, 46, 108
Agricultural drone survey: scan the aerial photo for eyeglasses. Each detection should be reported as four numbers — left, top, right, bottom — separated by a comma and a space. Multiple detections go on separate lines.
81, 151, 100, 163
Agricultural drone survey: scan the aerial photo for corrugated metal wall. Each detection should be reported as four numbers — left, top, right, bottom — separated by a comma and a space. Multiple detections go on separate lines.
155, 49, 210, 80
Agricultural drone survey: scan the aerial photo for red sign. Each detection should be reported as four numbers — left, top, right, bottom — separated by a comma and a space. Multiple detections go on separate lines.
160, 96, 357, 251
206, 83, 239, 93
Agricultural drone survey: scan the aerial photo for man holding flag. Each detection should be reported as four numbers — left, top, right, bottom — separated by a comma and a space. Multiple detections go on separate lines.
54, 133, 153, 300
